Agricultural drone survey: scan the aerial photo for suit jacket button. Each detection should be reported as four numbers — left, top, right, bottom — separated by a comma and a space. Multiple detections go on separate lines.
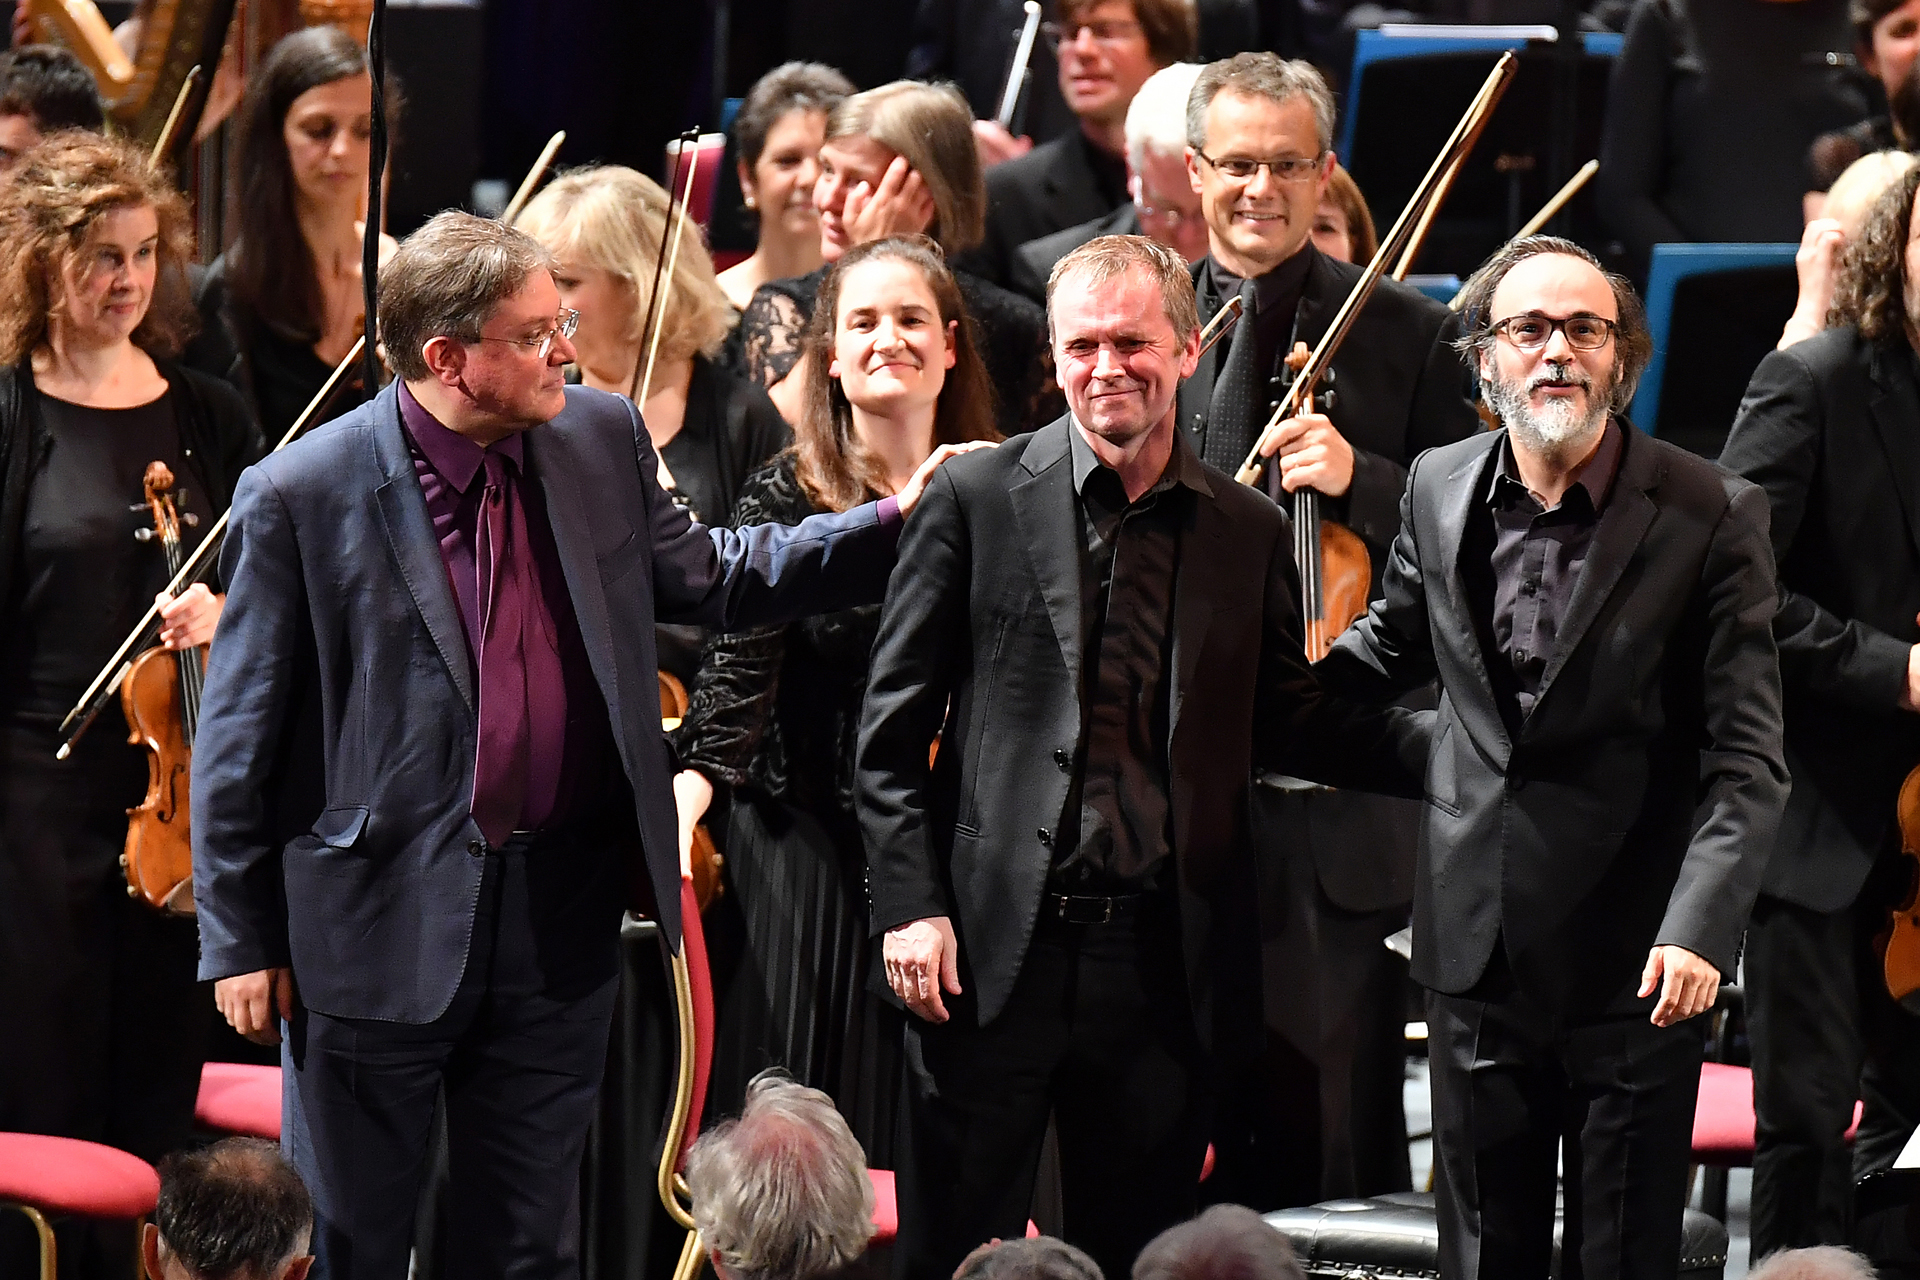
1052, 749, 1071, 770
468, 839, 485, 856
1037, 828, 1054, 847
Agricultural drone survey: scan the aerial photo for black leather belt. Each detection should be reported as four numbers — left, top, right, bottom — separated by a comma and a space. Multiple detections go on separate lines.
1043, 891, 1147, 925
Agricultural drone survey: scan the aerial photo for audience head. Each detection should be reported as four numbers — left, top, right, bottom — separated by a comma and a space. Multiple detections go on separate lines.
1047, 234, 1199, 447
1829, 158, 1920, 345
142, 1138, 314, 1280
379, 210, 572, 429
1185, 54, 1336, 277
685, 1071, 876, 1280
732, 62, 855, 255
232, 25, 395, 340
953, 1236, 1105, 1280
798, 236, 997, 511
1453, 235, 1651, 465
0, 45, 104, 171
1048, 0, 1195, 135
1132, 1205, 1304, 1280
514, 164, 734, 389
817, 81, 984, 262
1748, 1245, 1878, 1280
1125, 62, 1207, 263
1311, 164, 1378, 266
0, 129, 195, 365
1827, 148, 1917, 234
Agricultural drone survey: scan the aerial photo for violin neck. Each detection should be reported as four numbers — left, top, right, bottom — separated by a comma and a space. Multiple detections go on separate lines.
1295, 487, 1324, 647
160, 533, 203, 743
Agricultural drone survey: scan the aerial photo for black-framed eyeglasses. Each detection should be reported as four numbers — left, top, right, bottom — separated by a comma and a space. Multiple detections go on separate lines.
1487, 312, 1617, 352
1040, 18, 1142, 51
475, 308, 579, 360
1194, 148, 1326, 184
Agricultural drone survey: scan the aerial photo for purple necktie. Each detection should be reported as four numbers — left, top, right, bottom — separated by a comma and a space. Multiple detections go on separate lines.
470, 451, 551, 846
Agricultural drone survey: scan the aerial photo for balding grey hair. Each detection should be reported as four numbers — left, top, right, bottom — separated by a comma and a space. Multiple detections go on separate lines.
378, 209, 556, 382
1186, 53, 1335, 157
1133, 1205, 1304, 1280
1748, 1246, 1879, 1280
685, 1072, 874, 1280
1126, 62, 1204, 172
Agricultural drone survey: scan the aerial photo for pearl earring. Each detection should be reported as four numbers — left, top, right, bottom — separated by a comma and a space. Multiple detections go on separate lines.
744, 193, 758, 210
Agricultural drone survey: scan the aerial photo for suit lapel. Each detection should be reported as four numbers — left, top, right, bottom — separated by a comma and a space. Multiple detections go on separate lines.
526, 428, 624, 735
1528, 428, 1662, 716
1868, 348, 1920, 565
370, 386, 476, 715
1010, 421, 1084, 698
1438, 437, 1506, 725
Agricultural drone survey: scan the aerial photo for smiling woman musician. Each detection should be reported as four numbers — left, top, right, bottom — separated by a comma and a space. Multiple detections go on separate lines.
188, 25, 397, 438
0, 131, 260, 1277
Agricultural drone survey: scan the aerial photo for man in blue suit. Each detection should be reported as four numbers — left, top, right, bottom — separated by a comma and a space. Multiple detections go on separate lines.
191, 211, 971, 1280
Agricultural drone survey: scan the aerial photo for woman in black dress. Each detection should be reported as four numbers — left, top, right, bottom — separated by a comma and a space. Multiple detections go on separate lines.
0, 132, 262, 1277
190, 26, 394, 437
673, 237, 998, 1161
738, 80, 1049, 436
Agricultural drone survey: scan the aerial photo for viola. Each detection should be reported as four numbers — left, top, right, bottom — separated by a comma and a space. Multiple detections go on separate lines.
120, 461, 203, 916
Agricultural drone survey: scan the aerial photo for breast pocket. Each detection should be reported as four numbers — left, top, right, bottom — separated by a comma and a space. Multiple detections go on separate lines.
597, 530, 647, 587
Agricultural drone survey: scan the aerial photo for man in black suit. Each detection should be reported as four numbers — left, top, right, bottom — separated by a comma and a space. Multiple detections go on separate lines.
1718, 165, 1920, 1263
857, 234, 1421, 1280
1176, 50, 1481, 1207
960, 0, 1196, 288
1320, 235, 1788, 1280
193, 213, 969, 1279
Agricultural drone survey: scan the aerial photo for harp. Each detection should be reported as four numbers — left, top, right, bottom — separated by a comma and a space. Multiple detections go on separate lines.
21, 0, 241, 154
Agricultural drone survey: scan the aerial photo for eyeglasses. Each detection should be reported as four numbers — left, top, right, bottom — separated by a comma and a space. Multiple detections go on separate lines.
1194, 148, 1326, 184
1041, 18, 1143, 51
1136, 202, 1203, 229
1488, 312, 1618, 352
475, 308, 579, 360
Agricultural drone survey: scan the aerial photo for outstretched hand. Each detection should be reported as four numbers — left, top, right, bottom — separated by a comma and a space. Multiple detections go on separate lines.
896, 441, 997, 516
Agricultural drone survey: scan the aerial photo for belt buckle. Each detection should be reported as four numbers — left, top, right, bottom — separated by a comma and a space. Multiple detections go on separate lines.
1056, 894, 1112, 925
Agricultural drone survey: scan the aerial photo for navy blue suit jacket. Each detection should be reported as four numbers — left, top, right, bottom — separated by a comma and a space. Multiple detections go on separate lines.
192, 382, 899, 1023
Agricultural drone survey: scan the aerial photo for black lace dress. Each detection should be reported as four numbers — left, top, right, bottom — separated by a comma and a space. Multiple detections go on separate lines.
671, 452, 904, 1163
739, 265, 1056, 437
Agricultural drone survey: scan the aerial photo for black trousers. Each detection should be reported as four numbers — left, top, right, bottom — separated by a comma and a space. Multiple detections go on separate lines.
1747, 869, 1920, 1261
285, 841, 620, 1280
1208, 785, 1412, 1210
896, 905, 1211, 1280
1426, 956, 1701, 1280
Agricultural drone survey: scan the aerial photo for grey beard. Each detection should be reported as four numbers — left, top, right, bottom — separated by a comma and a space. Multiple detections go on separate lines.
1486, 364, 1612, 466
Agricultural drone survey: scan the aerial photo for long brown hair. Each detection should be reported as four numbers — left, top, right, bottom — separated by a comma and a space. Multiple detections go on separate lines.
1829, 161, 1920, 346
0, 130, 195, 365
796, 237, 998, 512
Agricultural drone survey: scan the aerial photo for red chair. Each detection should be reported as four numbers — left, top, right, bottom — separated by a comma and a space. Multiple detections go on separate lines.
1692, 1058, 1861, 1220
658, 876, 718, 1280
0, 1133, 160, 1280
663, 134, 727, 232
195, 1062, 283, 1141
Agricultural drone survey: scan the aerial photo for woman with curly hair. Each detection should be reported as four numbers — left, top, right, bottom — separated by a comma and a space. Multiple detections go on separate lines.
672, 237, 996, 1155
0, 130, 260, 1278
1719, 157, 1920, 1263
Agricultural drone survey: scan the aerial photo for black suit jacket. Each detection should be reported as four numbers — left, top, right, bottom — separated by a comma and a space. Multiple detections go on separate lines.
963, 131, 1126, 289
1718, 327, 1920, 911
1319, 426, 1788, 1012
856, 420, 1423, 1047
1009, 204, 1141, 304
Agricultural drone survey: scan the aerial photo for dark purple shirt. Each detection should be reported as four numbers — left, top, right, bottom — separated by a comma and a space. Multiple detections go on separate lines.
1486, 417, 1625, 717
399, 381, 610, 831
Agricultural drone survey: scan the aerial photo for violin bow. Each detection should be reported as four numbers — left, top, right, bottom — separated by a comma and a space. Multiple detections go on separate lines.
630, 128, 703, 404
504, 131, 567, 224
1448, 159, 1598, 310
56, 138, 583, 759
147, 66, 201, 170
1234, 51, 1518, 488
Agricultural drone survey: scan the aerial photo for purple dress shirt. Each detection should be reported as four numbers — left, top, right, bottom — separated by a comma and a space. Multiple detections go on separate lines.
399, 382, 611, 834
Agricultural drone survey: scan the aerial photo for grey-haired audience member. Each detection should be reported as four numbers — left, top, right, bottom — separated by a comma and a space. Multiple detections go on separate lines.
1748, 1246, 1880, 1280
686, 1071, 876, 1280
954, 1236, 1105, 1280
141, 1138, 314, 1280
1131, 1205, 1305, 1280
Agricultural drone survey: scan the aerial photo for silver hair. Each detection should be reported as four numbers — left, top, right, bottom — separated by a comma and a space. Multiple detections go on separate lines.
685, 1072, 875, 1280
1185, 53, 1335, 157
1126, 62, 1204, 171
1747, 1246, 1879, 1280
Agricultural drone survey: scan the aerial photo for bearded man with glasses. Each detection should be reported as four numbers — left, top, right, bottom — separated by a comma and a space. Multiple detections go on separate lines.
191, 211, 976, 1280
1316, 235, 1788, 1280
1175, 50, 1480, 1214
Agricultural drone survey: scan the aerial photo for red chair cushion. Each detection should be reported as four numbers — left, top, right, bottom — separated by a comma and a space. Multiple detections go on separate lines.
1693, 1062, 1862, 1165
196, 1063, 283, 1140
0, 1133, 159, 1219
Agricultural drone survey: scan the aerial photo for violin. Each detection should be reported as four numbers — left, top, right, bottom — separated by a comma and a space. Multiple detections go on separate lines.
120, 461, 203, 916
658, 669, 724, 913
1882, 765, 1920, 1006
1278, 342, 1373, 662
